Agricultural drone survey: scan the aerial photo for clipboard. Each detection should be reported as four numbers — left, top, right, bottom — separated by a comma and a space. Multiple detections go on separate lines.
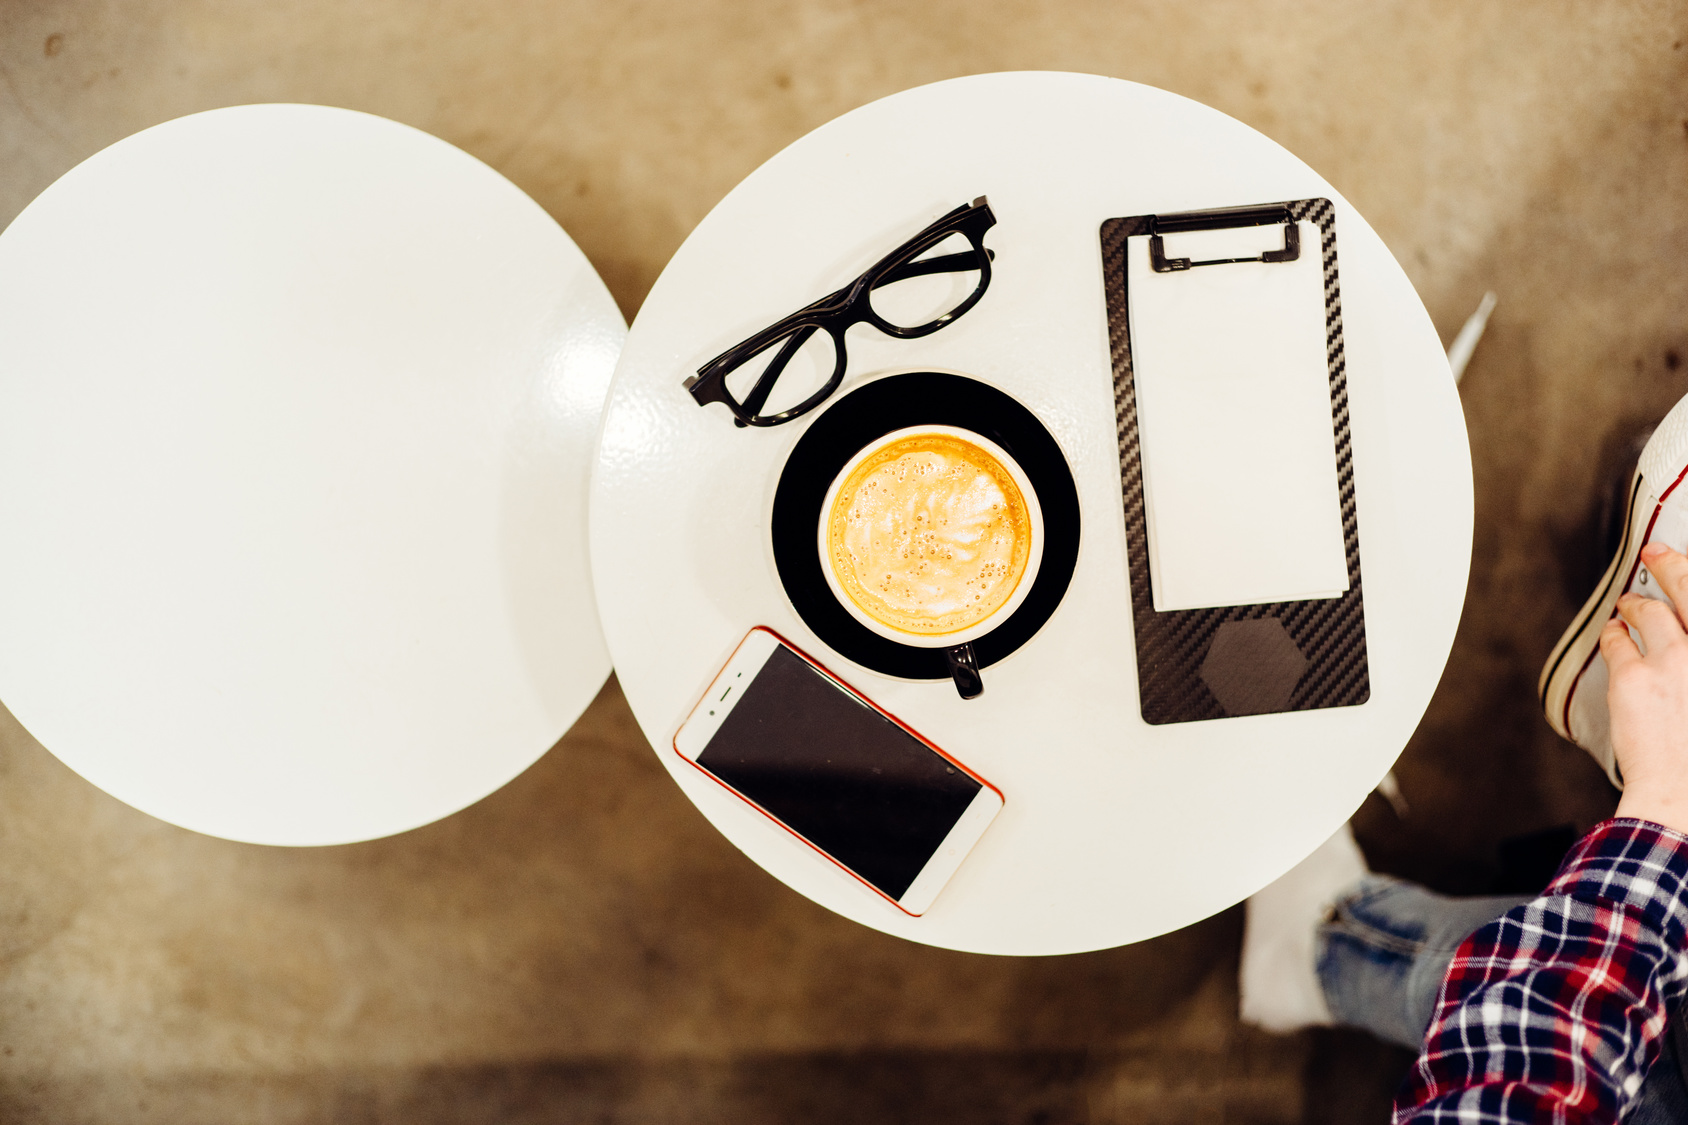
1099, 199, 1369, 724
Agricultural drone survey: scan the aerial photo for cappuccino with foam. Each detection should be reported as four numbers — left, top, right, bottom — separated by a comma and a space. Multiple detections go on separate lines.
823, 430, 1035, 639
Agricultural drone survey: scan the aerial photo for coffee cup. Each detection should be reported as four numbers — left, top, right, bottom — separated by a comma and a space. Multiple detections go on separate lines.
817, 425, 1043, 697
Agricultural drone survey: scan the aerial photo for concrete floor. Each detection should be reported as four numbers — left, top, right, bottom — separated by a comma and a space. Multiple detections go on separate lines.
1, 1, 1686, 1121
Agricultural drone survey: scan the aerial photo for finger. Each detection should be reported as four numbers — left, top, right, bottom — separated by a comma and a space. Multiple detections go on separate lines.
1600, 613, 1645, 675
1617, 592, 1687, 656
1640, 542, 1688, 629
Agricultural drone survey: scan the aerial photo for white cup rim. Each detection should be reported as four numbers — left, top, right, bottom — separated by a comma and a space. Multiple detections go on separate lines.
816, 425, 1044, 648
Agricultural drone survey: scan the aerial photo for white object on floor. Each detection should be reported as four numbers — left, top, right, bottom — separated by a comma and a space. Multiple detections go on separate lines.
1239, 822, 1369, 1033
1376, 769, 1410, 818
1127, 222, 1350, 611
1446, 291, 1497, 385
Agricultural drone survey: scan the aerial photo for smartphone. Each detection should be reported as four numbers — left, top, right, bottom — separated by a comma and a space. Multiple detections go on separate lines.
673, 627, 1004, 916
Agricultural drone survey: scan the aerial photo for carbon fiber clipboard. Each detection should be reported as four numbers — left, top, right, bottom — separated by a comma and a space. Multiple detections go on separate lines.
1100, 198, 1369, 724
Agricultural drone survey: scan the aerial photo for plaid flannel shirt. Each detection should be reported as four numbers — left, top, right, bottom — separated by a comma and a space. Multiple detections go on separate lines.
1394, 818, 1688, 1124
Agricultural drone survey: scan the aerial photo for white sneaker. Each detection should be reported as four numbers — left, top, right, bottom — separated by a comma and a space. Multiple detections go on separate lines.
1540, 393, 1688, 788
1238, 823, 1369, 1033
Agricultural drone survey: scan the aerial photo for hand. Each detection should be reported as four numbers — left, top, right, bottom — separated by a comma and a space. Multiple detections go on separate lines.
1604, 542, 1688, 835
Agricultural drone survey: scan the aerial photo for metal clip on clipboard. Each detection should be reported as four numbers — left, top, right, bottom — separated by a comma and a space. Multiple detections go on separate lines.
1148, 204, 1300, 272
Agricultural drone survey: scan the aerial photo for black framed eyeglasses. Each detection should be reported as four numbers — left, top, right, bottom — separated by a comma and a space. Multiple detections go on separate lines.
684, 197, 997, 427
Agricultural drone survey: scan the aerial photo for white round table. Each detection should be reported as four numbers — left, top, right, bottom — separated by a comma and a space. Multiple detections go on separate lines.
0, 105, 624, 846
593, 72, 1471, 954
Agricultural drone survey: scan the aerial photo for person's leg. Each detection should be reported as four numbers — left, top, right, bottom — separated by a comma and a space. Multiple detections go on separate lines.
1315, 875, 1529, 1050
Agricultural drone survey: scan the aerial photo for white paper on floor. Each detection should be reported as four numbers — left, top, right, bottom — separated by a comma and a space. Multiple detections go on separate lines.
1127, 221, 1349, 612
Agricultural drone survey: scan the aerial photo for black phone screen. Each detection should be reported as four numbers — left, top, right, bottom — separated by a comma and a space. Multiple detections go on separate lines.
696, 644, 983, 900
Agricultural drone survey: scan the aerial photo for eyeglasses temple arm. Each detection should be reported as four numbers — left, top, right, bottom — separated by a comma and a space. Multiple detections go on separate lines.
870, 248, 995, 289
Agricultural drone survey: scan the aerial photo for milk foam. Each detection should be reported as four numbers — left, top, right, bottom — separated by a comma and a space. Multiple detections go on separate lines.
827, 434, 1031, 635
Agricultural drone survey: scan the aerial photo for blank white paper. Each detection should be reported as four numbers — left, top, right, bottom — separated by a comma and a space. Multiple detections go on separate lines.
1127, 221, 1349, 612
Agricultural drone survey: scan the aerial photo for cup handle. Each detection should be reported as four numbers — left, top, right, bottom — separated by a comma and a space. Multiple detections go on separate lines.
945, 643, 984, 700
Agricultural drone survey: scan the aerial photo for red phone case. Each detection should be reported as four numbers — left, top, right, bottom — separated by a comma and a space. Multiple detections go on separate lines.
672, 626, 1002, 916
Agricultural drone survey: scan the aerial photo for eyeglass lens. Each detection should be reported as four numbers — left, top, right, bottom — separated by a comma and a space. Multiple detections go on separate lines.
722, 325, 842, 420
867, 230, 988, 332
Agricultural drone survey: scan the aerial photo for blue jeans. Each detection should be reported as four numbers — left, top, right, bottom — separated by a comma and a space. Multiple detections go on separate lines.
1317, 874, 1688, 1123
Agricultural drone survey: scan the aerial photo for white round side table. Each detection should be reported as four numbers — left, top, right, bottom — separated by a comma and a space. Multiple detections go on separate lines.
591, 73, 1471, 954
0, 105, 624, 845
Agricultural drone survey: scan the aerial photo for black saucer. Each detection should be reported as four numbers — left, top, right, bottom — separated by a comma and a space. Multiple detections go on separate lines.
771, 371, 1081, 680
